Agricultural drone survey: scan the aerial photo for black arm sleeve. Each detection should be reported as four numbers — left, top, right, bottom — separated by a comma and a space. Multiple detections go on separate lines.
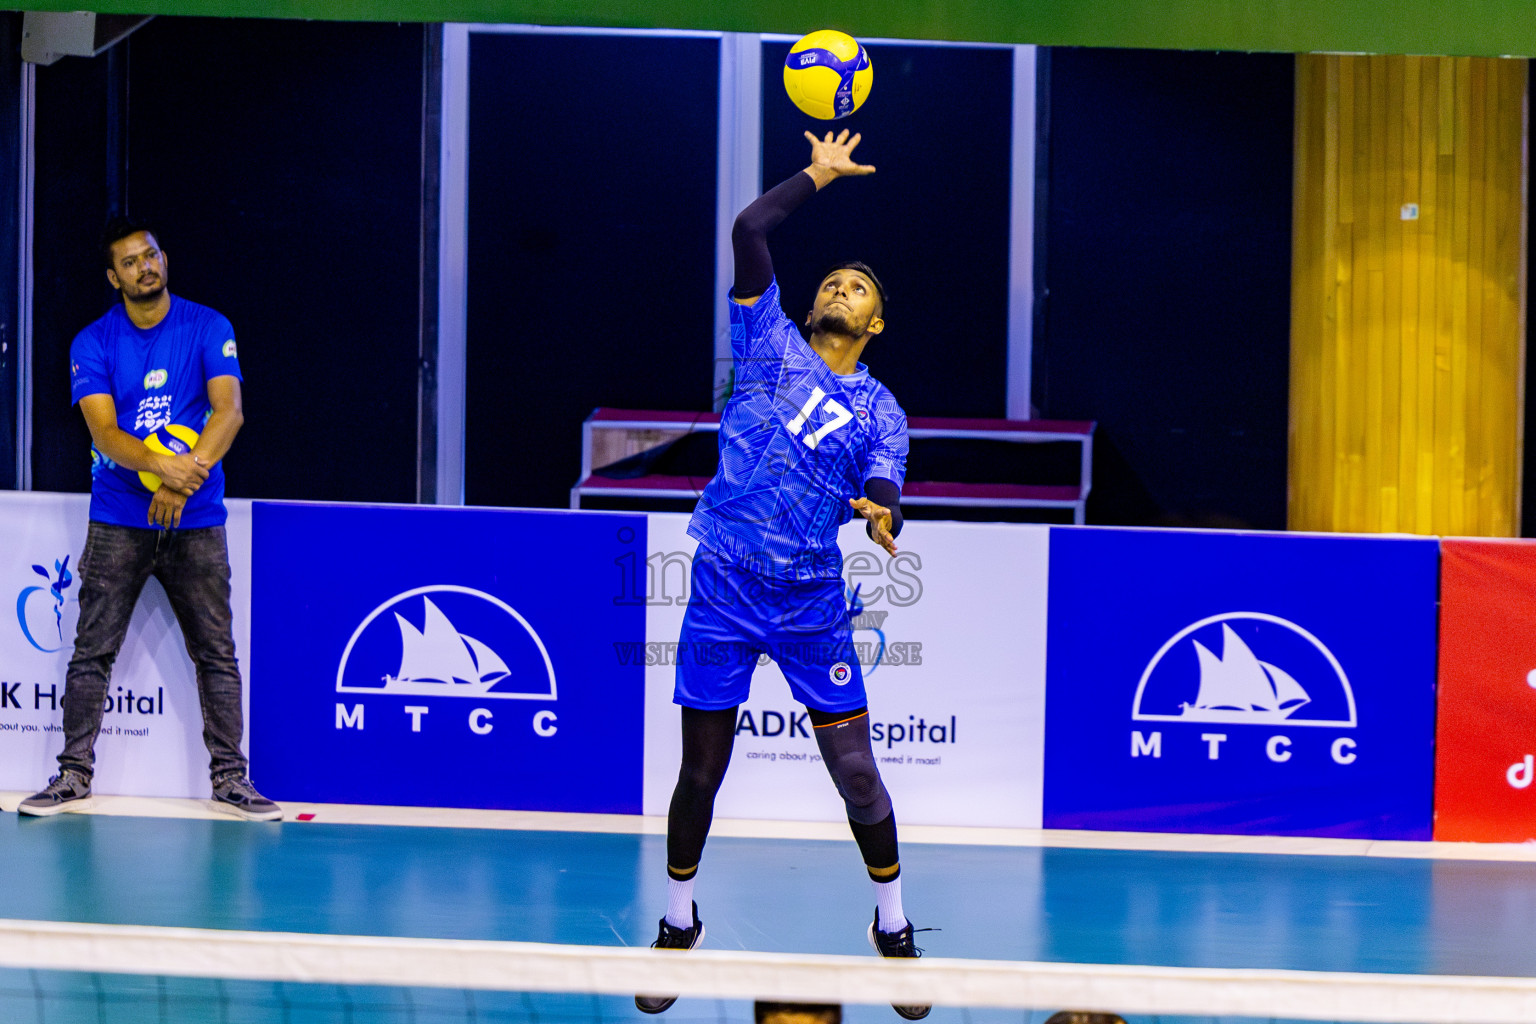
732, 171, 819, 299
863, 477, 904, 539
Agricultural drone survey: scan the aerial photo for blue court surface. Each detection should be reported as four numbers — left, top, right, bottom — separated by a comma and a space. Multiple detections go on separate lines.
0, 808, 1532, 1023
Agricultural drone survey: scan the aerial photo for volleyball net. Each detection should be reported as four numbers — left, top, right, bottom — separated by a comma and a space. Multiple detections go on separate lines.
0, 917, 1533, 1024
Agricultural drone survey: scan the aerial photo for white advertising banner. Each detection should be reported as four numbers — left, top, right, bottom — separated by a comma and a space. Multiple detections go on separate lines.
642, 513, 1048, 828
0, 492, 253, 798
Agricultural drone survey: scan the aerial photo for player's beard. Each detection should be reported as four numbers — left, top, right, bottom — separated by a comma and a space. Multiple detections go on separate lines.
812, 308, 863, 337
127, 278, 165, 303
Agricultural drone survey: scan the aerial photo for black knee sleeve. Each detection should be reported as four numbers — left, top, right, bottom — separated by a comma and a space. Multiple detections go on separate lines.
812, 710, 893, 825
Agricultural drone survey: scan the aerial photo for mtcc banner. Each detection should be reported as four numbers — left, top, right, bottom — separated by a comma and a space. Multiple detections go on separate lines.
1042, 527, 1439, 839
250, 502, 646, 813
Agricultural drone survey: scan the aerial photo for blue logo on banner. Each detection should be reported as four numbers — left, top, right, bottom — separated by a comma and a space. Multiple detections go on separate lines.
1042, 528, 1438, 840
1134, 613, 1355, 727
17, 556, 73, 653
250, 503, 647, 813
337, 587, 557, 699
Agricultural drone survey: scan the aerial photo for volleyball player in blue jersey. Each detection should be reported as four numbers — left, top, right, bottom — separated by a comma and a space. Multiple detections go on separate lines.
638, 130, 927, 1020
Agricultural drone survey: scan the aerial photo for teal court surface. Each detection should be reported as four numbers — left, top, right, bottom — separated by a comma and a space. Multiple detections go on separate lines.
0, 796, 1533, 1024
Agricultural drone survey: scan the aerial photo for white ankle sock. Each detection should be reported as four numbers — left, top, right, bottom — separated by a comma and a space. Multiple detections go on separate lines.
666, 877, 696, 930
873, 876, 907, 933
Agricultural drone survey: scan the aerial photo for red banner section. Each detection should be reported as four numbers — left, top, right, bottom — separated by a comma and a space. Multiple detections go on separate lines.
1435, 538, 1536, 841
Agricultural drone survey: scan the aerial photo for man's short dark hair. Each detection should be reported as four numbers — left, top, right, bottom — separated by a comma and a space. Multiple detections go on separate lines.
100, 215, 157, 270
822, 261, 888, 313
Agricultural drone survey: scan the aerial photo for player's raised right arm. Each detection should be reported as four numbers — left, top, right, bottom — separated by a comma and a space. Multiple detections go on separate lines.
802, 128, 876, 186
731, 130, 875, 307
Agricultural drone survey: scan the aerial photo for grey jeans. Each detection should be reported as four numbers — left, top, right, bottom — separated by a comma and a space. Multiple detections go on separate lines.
59, 521, 248, 781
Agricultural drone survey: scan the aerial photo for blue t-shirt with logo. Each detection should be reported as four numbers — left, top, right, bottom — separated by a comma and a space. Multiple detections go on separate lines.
69, 295, 242, 529
688, 277, 908, 581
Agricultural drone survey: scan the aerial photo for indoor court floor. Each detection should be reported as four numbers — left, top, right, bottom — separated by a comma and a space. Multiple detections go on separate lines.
0, 796, 1532, 1023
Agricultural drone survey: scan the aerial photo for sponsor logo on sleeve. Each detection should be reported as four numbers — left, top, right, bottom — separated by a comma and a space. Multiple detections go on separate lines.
222, 339, 237, 358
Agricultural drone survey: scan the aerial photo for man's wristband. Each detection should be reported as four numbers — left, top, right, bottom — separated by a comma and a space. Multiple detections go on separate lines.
862, 477, 903, 538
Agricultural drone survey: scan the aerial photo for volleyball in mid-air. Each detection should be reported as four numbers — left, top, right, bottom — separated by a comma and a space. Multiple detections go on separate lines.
138, 423, 200, 492
783, 30, 872, 120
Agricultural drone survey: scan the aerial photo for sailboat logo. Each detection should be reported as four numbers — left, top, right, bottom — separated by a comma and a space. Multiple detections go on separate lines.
1131, 612, 1356, 727
335, 586, 556, 700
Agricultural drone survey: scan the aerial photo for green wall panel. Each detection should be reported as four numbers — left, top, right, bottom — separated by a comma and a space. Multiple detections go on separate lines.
20, 0, 1536, 57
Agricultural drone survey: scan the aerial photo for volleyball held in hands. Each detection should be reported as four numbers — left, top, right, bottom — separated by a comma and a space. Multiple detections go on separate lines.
783, 30, 872, 120
138, 423, 200, 491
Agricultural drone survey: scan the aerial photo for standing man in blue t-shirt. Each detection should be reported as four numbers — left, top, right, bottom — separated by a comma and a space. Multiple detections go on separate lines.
18, 217, 280, 822
637, 131, 927, 1021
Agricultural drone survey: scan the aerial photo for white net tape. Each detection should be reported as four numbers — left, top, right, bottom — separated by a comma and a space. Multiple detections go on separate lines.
0, 918, 1533, 1024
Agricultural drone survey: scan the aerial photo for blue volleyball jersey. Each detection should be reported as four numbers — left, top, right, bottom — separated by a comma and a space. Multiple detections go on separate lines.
688, 277, 908, 581
69, 296, 243, 529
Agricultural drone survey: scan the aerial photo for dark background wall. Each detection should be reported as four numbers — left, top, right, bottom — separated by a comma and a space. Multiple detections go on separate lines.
462, 32, 719, 511
0, 15, 19, 490
758, 41, 1014, 420
29, 17, 425, 503
11, 26, 1533, 534
1035, 47, 1296, 530
29, 32, 115, 494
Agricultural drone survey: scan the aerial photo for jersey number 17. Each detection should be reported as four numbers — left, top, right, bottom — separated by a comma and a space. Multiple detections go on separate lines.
786, 386, 853, 450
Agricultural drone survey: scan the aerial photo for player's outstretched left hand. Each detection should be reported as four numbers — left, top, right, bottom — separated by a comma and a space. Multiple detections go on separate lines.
849, 497, 897, 556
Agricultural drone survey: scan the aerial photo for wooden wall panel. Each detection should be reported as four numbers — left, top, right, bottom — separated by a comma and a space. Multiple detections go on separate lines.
1290, 54, 1526, 536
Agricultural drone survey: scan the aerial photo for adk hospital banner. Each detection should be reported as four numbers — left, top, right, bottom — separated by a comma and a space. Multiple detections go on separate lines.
0, 492, 254, 799
639, 514, 1050, 829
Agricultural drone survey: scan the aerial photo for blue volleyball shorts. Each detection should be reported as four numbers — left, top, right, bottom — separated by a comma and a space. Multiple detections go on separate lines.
674, 547, 866, 713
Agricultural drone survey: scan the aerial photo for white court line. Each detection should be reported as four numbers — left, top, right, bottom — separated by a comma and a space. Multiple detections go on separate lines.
0, 917, 1533, 1024
4, 792, 1535, 862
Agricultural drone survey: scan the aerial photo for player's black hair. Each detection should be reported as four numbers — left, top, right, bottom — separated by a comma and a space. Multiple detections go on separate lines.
821, 260, 888, 314
100, 215, 158, 270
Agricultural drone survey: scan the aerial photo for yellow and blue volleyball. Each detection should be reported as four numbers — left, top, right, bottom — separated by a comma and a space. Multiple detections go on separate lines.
783, 30, 872, 120
138, 423, 200, 492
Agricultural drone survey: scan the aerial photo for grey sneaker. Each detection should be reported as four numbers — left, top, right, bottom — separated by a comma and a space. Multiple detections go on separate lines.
210, 774, 282, 821
18, 770, 94, 817
635, 902, 704, 1014
868, 910, 930, 1020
